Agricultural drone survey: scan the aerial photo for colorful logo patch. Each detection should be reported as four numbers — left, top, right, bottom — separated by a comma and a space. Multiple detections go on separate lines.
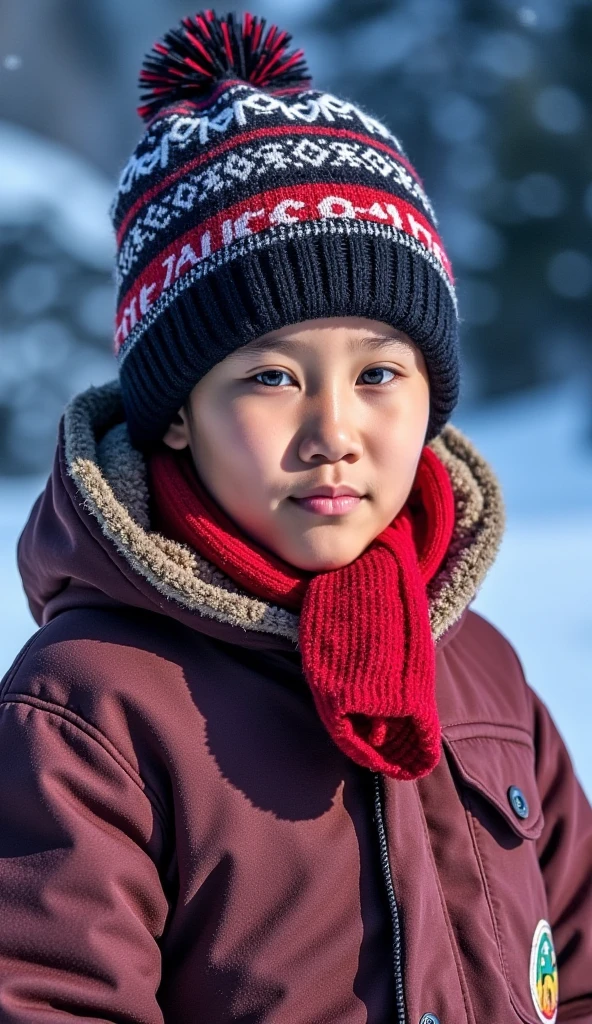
529, 919, 558, 1023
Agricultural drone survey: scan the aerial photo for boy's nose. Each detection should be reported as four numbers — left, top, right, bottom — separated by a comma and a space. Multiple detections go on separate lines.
297, 394, 364, 464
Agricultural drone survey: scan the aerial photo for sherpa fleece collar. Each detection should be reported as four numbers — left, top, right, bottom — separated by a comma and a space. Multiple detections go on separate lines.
64, 380, 504, 645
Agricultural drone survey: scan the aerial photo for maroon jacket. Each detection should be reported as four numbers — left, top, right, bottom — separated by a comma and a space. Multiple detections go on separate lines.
1, 380, 591, 1023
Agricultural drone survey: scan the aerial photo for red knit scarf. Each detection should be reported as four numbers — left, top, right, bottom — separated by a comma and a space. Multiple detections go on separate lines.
148, 445, 456, 780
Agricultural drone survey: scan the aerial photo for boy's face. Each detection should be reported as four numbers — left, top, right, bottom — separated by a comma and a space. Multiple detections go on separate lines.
163, 317, 430, 572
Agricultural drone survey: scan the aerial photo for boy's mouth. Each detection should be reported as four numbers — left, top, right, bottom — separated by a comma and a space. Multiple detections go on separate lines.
290, 495, 363, 516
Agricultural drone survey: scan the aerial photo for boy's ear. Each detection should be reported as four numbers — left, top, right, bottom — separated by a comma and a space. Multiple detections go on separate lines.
162, 407, 190, 450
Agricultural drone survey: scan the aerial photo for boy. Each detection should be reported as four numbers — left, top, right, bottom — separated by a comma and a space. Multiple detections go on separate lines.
1, 10, 590, 1023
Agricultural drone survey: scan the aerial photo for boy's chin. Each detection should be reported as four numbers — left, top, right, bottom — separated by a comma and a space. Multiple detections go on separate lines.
276, 540, 370, 574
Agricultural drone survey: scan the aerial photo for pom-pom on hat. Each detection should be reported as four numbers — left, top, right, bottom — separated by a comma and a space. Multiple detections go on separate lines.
137, 11, 311, 123
112, 9, 459, 448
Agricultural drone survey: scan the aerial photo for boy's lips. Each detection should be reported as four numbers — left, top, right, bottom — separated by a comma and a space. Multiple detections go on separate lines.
292, 485, 364, 499
290, 495, 364, 516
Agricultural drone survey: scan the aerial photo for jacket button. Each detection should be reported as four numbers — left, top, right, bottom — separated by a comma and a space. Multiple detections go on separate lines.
508, 785, 529, 819
419, 1015, 441, 1024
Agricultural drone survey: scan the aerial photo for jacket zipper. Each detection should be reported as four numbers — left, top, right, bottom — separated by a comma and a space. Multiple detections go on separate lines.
373, 772, 407, 1024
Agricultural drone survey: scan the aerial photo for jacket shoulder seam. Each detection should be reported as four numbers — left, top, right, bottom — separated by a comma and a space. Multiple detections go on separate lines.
0, 622, 55, 700
463, 611, 533, 713
0, 692, 168, 830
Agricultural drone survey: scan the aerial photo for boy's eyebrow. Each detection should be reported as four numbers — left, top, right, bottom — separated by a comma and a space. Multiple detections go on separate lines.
238, 331, 414, 359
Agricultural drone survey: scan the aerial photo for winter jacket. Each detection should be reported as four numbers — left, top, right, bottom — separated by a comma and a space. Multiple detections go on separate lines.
1, 379, 591, 1024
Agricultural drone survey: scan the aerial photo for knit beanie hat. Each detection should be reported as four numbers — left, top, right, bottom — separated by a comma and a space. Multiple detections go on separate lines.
112, 10, 459, 449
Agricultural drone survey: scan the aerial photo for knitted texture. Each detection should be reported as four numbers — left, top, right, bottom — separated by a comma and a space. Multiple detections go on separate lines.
149, 444, 456, 779
111, 11, 460, 448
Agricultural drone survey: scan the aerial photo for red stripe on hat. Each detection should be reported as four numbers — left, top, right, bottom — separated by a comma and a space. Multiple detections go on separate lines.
196, 13, 212, 37
220, 20, 234, 64
267, 49, 306, 80
252, 20, 264, 52
183, 28, 215, 65
183, 56, 211, 76
114, 181, 452, 353
116, 124, 426, 245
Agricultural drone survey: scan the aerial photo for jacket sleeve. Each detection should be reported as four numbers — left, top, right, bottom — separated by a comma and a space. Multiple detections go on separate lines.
0, 684, 170, 1022
530, 686, 592, 1022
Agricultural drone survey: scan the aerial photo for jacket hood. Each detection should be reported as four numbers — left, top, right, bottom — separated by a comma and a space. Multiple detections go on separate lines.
18, 381, 505, 651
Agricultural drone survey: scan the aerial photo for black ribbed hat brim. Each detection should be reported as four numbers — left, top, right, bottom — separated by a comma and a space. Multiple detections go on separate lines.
120, 223, 459, 448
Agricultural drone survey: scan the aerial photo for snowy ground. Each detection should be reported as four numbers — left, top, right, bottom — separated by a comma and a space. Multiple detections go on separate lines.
1, 379, 590, 798
456, 379, 592, 799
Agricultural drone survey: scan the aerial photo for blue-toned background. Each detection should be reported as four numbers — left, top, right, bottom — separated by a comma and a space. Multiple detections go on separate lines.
1, 0, 591, 794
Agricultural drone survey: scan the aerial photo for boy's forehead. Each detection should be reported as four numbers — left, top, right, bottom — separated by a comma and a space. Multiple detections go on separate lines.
238, 324, 415, 359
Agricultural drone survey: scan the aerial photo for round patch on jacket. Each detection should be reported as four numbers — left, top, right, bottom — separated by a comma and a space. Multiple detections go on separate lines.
529, 919, 558, 1023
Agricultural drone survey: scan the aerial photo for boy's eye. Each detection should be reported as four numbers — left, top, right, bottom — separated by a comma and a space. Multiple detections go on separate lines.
253, 370, 293, 387
359, 367, 397, 385
251, 367, 398, 388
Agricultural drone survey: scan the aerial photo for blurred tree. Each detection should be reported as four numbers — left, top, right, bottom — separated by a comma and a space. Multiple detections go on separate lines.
0, 122, 114, 475
298, 0, 592, 406
0, 0, 249, 172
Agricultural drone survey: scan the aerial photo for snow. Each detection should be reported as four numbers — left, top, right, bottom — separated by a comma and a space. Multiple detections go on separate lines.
456, 378, 592, 798
0, 380, 590, 798
0, 120, 114, 269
